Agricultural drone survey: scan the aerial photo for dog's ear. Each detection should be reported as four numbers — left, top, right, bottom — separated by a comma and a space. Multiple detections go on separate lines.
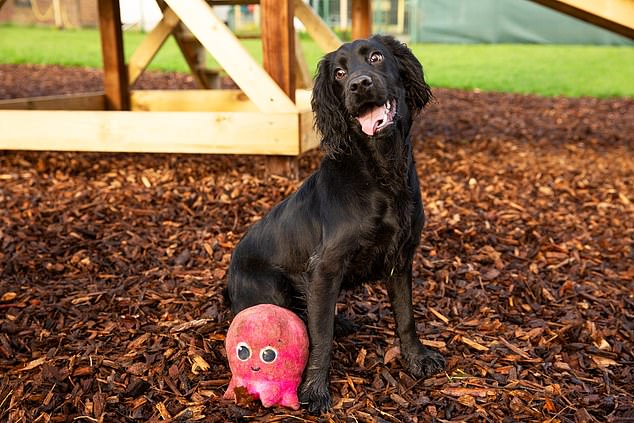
373, 35, 432, 115
311, 52, 348, 157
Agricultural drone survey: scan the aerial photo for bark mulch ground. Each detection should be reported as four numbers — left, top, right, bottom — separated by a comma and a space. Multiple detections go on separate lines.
1, 64, 633, 422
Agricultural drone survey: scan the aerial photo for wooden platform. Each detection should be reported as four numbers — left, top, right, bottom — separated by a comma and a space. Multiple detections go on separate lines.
0, 90, 315, 155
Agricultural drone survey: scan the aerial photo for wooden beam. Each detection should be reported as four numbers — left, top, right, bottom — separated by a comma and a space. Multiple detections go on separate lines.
397, 0, 405, 33
300, 110, 318, 153
340, 0, 349, 29
261, 0, 298, 176
261, 0, 296, 102
165, 0, 296, 112
0, 110, 301, 155
528, 0, 634, 39
0, 93, 105, 110
295, 88, 312, 111
130, 90, 259, 112
97, 0, 129, 110
293, 0, 342, 53
296, 89, 318, 153
351, 0, 372, 40
128, 7, 180, 85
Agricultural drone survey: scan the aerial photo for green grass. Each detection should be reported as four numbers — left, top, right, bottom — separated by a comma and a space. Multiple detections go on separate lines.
411, 43, 634, 98
1, 24, 633, 98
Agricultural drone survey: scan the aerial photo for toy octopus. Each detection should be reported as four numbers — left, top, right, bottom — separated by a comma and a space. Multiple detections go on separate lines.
224, 304, 309, 410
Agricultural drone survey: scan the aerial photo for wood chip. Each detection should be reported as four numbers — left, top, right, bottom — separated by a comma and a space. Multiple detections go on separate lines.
441, 387, 497, 398
428, 306, 450, 324
460, 336, 489, 351
2, 65, 632, 421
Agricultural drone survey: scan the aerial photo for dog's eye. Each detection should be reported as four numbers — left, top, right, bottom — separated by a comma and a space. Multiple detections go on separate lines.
369, 52, 383, 64
236, 342, 251, 361
260, 347, 277, 363
335, 68, 347, 80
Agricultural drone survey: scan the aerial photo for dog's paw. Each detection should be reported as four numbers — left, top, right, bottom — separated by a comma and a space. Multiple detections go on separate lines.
299, 378, 331, 415
403, 347, 445, 379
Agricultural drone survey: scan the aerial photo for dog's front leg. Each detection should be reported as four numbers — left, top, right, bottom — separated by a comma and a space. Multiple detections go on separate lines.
299, 259, 343, 414
387, 267, 445, 378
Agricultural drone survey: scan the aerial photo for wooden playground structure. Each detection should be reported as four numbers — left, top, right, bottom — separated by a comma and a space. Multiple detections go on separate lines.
0, 0, 632, 159
0, 0, 358, 157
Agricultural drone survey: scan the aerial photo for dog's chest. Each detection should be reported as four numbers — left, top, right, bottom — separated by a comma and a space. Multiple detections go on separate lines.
347, 193, 413, 281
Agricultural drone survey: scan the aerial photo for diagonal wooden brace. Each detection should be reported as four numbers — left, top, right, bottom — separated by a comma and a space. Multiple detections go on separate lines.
528, 0, 634, 39
128, 7, 181, 86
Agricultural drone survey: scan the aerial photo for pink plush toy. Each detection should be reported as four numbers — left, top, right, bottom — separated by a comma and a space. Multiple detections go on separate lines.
224, 304, 309, 410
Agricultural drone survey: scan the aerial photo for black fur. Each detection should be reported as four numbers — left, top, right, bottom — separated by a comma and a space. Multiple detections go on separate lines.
226, 35, 444, 414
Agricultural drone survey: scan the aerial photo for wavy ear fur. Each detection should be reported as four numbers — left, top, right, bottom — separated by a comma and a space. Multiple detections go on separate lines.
372, 34, 432, 116
311, 52, 348, 157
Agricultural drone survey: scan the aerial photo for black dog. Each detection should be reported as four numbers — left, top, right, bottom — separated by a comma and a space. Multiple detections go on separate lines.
226, 35, 445, 414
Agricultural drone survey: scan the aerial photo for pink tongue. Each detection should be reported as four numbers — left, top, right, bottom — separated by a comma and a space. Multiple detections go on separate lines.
357, 105, 385, 136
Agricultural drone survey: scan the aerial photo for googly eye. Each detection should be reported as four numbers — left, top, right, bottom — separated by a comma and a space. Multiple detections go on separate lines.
369, 52, 383, 64
236, 342, 251, 361
260, 346, 277, 364
335, 68, 347, 80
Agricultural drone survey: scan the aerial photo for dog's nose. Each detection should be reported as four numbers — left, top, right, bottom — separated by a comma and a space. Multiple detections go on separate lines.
348, 75, 373, 93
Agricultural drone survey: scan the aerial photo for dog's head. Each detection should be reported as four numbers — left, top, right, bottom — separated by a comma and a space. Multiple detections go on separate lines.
311, 35, 432, 156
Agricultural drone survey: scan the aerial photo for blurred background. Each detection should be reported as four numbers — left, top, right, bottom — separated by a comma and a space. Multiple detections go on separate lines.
1, 0, 631, 44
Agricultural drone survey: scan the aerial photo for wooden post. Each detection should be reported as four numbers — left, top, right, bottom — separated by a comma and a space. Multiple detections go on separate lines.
340, 0, 348, 30
52, 0, 63, 28
261, 0, 298, 176
260, 0, 296, 102
98, 0, 129, 110
397, 0, 405, 34
352, 0, 372, 40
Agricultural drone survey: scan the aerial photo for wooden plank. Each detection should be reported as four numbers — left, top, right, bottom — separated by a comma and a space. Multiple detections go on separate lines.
0, 110, 300, 155
295, 89, 312, 112
397, 0, 405, 33
128, 7, 180, 85
261, 0, 295, 102
528, 0, 634, 39
130, 90, 258, 112
53, 0, 62, 28
97, 0, 129, 110
165, 0, 297, 112
340, 0, 349, 29
296, 88, 318, 153
293, 0, 342, 53
0, 93, 105, 110
299, 110, 318, 153
351, 0, 372, 40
